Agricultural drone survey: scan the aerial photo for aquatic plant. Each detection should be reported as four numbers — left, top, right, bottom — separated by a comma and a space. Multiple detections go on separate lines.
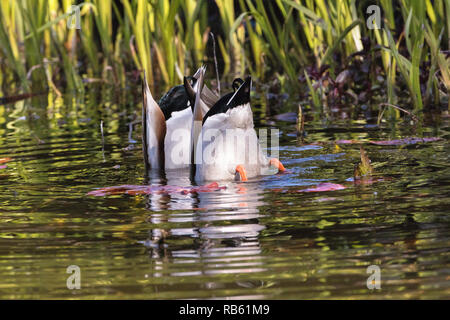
0, 0, 448, 120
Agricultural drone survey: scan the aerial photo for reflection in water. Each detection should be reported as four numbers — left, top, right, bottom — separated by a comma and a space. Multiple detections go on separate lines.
0, 92, 448, 299
142, 172, 267, 280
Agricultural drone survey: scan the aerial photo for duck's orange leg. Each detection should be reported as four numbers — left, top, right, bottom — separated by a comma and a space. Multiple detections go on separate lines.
235, 165, 248, 181
269, 158, 286, 172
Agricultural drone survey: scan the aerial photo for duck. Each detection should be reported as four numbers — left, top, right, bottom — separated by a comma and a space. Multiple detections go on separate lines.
193, 76, 285, 181
141, 67, 219, 170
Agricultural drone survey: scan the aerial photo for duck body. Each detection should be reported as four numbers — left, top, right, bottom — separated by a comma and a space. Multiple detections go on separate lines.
164, 106, 193, 169
194, 77, 276, 182
143, 80, 194, 170
195, 103, 269, 181
142, 71, 284, 181
142, 66, 219, 170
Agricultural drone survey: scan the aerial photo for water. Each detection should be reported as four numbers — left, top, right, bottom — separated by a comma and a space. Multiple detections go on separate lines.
0, 89, 449, 299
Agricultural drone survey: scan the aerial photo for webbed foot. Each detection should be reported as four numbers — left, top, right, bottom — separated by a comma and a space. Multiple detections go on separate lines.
235, 165, 248, 181
269, 158, 286, 173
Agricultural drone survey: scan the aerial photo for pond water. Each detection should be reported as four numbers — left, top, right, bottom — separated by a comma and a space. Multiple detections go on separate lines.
0, 88, 448, 299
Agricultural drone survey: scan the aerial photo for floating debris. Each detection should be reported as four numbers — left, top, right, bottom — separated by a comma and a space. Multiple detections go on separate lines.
273, 112, 297, 122
313, 137, 442, 146
335, 139, 361, 145
369, 137, 442, 146
0, 158, 12, 164
87, 182, 226, 196
298, 182, 346, 193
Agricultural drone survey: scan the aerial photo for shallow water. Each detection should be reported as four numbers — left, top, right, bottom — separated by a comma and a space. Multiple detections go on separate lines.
0, 89, 449, 299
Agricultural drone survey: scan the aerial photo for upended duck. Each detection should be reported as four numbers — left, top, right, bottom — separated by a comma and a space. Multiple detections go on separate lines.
142, 69, 285, 181
142, 66, 218, 170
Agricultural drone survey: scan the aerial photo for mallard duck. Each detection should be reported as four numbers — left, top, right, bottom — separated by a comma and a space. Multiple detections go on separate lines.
142, 67, 218, 170
193, 76, 285, 181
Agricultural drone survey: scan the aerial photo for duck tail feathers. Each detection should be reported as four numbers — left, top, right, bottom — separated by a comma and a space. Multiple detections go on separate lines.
142, 71, 166, 169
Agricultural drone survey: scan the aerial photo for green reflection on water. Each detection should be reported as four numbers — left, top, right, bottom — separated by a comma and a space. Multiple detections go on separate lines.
0, 88, 448, 299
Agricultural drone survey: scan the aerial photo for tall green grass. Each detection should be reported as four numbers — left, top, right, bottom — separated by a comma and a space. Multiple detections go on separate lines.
0, 0, 448, 117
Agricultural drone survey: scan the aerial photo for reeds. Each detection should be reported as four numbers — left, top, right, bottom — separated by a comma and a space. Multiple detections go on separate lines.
0, 0, 448, 118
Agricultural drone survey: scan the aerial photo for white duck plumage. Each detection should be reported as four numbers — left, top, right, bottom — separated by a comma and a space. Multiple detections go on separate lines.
194, 77, 285, 181
142, 66, 219, 170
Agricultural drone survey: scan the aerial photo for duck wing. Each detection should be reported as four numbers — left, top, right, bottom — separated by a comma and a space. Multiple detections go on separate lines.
184, 66, 219, 113
201, 85, 219, 110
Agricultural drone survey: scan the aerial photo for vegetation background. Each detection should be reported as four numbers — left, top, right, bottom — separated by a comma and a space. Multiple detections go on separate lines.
0, 0, 449, 121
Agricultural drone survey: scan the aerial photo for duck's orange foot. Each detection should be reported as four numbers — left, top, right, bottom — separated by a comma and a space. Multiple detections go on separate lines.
235, 165, 248, 181
269, 158, 286, 173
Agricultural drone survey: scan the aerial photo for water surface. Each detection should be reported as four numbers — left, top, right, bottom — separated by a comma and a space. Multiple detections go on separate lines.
0, 89, 448, 299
